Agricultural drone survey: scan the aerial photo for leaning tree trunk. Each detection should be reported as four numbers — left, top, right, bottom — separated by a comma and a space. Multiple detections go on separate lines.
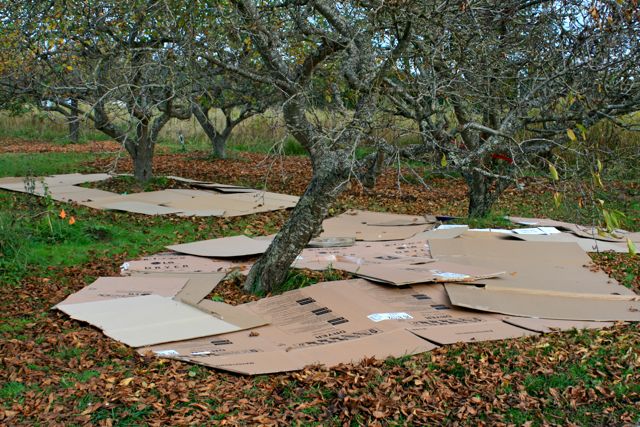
244, 156, 350, 294
68, 98, 80, 144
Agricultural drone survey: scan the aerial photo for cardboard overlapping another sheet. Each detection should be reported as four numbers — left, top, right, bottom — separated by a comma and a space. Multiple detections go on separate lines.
319, 210, 435, 241
293, 239, 504, 286
430, 238, 640, 321
56, 275, 266, 348
143, 279, 537, 374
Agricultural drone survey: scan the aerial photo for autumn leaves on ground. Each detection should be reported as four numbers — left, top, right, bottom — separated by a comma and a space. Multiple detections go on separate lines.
1, 137, 639, 426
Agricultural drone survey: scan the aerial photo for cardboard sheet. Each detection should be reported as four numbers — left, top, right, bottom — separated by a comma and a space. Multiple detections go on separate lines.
121, 252, 248, 274
57, 274, 266, 346
429, 239, 635, 295
167, 235, 271, 257
507, 216, 640, 243
320, 210, 433, 241
59, 295, 243, 347
504, 232, 630, 253
99, 201, 184, 215
444, 283, 640, 321
0, 173, 298, 218
502, 316, 615, 333
326, 261, 504, 286
143, 279, 537, 374
56, 277, 190, 306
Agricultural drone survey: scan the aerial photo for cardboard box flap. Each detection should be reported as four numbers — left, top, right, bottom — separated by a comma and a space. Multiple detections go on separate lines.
58, 295, 243, 347
161, 273, 228, 304
409, 319, 537, 345
197, 300, 268, 329
122, 253, 245, 274
329, 261, 504, 287
56, 276, 190, 306
167, 235, 271, 257
502, 316, 615, 333
444, 283, 640, 321
429, 239, 634, 295
505, 233, 630, 253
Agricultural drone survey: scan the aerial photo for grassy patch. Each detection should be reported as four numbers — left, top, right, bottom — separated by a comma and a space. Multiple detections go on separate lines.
0, 153, 103, 178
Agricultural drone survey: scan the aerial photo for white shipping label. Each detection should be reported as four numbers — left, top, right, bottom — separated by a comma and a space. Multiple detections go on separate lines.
368, 312, 413, 322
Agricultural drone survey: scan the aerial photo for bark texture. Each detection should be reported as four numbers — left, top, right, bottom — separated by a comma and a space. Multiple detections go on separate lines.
243, 154, 350, 294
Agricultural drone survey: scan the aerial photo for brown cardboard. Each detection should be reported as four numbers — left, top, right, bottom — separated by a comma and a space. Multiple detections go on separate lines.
320, 210, 433, 241
429, 239, 635, 295
98, 201, 185, 215
293, 239, 434, 271
192, 183, 258, 193
122, 252, 248, 274
0, 173, 297, 218
507, 216, 640, 243
409, 319, 537, 345
167, 235, 271, 257
406, 227, 468, 241
142, 279, 537, 375
502, 316, 615, 333
328, 261, 504, 286
56, 276, 190, 305
504, 233, 630, 253
58, 295, 244, 347
444, 283, 640, 321
171, 273, 228, 304
174, 329, 437, 375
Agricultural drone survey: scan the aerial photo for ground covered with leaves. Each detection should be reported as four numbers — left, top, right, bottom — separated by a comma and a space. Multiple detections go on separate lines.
1, 138, 639, 426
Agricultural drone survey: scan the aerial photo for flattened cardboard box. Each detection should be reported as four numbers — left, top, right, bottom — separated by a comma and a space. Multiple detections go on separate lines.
444, 283, 640, 322
502, 316, 615, 333
320, 210, 434, 241
144, 279, 537, 374
122, 252, 248, 274
59, 295, 243, 347
56, 277, 190, 305
167, 235, 271, 257
504, 232, 630, 253
56, 274, 266, 347
429, 239, 634, 296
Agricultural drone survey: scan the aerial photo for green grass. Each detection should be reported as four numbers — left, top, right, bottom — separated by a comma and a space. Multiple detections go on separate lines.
0, 153, 104, 178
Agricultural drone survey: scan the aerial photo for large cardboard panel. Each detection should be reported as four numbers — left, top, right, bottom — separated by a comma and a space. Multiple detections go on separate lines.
122, 252, 247, 274
444, 283, 640, 321
505, 233, 630, 253
328, 261, 504, 286
177, 329, 437, 375
429, 239, 634, 295
507, 216, 640, 243
167, 235, 271, 257
56, 277, 190, 306
58, 295, 243, 347
407, 227, 468, 241
502, 316, 615, 333
409, 320, 537, 345
293, 239, 434, 270
320, 210, 432, 241
98, 201, 184, 215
